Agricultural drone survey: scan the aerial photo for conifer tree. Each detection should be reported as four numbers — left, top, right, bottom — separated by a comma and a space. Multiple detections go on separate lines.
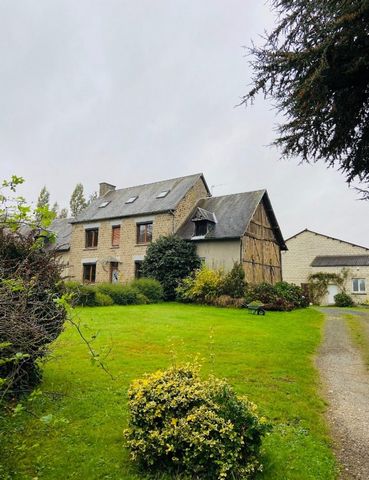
244, 0, 369, 191
69, 183, 87, 217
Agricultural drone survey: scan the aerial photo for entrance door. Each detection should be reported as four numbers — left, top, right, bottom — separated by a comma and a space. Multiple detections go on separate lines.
327, 284, 339, 304
110, 262, 119, 283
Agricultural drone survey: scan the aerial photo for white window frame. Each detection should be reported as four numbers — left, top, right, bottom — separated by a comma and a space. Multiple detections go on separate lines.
352, 278, 366, 293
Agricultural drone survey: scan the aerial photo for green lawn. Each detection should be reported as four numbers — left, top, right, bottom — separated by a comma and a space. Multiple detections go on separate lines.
0, 304, 337, 479
346, 314, 369, 369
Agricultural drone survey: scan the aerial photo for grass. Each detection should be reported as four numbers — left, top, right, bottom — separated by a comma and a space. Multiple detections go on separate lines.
346, 314, 369, 369
0, 304, 337, 480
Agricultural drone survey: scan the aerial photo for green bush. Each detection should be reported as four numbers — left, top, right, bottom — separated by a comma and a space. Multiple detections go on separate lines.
130, 278, 163, 303
334, 292, 354, 307
245, 283, 296, 311
142, 235, 201, 300
125, 364, 269, 479
97, 283, 145, 305
176, 265, 224, 304
64, 281, 97, 306
274, 281, 309, 308
221, 262, 246, 297
94, 291, 114, 306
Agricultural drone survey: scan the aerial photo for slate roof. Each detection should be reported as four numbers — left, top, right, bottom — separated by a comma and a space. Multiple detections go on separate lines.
49, 218, 72, 251
71, 173, 209, 223
177, 190, 287, 249
192, 207, 217, 223
311, 255, 369, 267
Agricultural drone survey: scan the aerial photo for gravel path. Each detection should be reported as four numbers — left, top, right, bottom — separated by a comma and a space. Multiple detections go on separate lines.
316, 308, 369, 479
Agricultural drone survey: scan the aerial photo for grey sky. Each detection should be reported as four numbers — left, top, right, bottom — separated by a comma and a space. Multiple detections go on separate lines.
1, 1, 368, 246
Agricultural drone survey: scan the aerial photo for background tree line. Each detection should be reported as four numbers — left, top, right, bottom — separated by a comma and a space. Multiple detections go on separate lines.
36, 183, 97, 219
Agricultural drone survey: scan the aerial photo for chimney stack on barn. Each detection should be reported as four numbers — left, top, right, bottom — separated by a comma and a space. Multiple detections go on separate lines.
99, 182, 116, 197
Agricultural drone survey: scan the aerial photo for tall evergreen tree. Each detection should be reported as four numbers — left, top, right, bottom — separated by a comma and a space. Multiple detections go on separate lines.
58, 208, 68, 219
52, 202, 59, 216
36, 186, 50, 220
244, 0, 369, 191
69, 183, 87, 217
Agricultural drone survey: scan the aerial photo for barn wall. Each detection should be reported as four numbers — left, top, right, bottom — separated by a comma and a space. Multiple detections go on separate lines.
241, 202, 282, 284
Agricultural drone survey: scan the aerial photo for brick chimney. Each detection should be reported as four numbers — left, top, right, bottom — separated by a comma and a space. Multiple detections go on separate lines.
99, 182, 116, 197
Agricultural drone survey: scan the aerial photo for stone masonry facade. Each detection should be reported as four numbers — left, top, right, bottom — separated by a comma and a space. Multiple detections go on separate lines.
68, 177, 209, 283
282, 229, 369, 304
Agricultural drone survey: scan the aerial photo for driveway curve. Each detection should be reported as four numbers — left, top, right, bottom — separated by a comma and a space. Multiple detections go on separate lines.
316, 308, 369, 479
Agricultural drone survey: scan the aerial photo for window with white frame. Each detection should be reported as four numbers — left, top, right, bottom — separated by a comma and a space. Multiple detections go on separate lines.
352, 278, 366, 293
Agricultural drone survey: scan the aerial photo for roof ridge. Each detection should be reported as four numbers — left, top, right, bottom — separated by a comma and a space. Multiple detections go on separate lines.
110, 173, 203, 193
208, 189, 266, 200
286, 228, 369, 251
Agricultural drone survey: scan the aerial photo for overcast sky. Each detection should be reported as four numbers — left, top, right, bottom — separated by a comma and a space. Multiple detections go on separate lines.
1, 1, 368, 246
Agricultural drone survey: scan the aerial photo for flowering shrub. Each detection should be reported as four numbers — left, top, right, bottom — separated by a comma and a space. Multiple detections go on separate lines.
125, 364, 270, 479
176, 265, 224, 303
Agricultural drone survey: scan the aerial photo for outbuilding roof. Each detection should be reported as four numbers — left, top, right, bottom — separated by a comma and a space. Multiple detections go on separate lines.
49, 218, 72, 251
70, 173, 209, 223
177, 190, 287, 249
311, 255, 369, 267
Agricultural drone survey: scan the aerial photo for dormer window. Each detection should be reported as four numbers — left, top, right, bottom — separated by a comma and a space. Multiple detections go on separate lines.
191, 207, 217, 238
125, 196, 138, 204
156, 190, 170, 198
195, 221, 208, 236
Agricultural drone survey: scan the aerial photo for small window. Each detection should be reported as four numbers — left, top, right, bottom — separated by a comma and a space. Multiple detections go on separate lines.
137, 222, 153, 244
125, 196, 138, 204
135, 261, 143, 279
85, 228, 98, 248
195, 221, 208, 236
112, 225, 121, 247
98, 201, 110, 208
156, 190, 169, 198
83, 263, 96, 283
352, 278, 366, 293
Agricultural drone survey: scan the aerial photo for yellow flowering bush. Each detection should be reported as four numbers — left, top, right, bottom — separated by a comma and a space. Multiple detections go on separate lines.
176, 265, 224, 304
124, 364, 270, 479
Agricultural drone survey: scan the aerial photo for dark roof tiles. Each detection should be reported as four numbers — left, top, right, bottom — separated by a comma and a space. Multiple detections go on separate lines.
311, 255, 369, 267
70, 173, 209, 223
49, 218, 72, 251
177, 190, 287, 249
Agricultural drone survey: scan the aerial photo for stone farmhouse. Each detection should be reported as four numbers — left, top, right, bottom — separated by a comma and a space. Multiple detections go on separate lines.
52, 173, 287, 285
282, 229, 369, 305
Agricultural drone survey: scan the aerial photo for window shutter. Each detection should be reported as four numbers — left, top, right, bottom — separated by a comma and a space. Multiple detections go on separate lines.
112, 226, 121, 246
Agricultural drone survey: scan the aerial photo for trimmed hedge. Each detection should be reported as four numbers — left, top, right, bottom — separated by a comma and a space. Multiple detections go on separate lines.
130, 278, 164, 303
64, 278, 163, 306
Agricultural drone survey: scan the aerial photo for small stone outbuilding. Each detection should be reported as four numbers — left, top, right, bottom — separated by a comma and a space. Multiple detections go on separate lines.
282, 229, 369, 305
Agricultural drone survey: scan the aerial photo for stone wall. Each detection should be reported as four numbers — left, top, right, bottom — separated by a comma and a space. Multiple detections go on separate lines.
68, 177, 208, 283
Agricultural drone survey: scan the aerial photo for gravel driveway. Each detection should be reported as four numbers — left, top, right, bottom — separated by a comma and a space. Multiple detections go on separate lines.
316, 308, 369, 479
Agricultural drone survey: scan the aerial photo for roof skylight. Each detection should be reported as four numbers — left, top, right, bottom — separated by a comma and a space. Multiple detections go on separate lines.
98, 201, 110, 208
125, 196, 138, 204
156, 190, 170, 198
